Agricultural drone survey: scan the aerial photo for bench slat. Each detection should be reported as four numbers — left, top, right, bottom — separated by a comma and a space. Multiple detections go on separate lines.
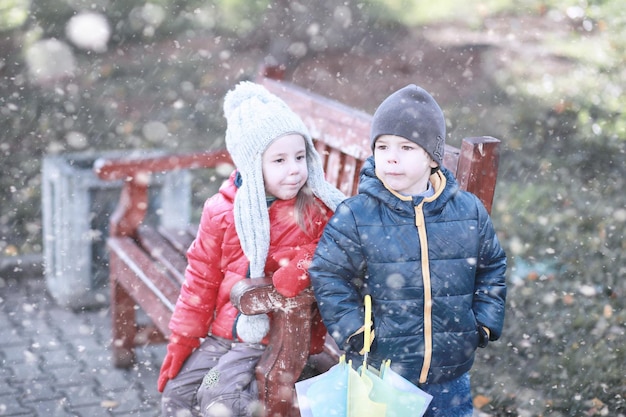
443, 144, 461, 177
108, 237, 179, 318
136, 226, 187, 285
338, 154, 362, 197
157, 226, 196, 258
457, 136, 500, 213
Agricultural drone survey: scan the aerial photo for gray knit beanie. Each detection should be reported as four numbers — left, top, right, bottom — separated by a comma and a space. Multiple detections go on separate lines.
224, 81, 345, 280
370, 84, 446, 166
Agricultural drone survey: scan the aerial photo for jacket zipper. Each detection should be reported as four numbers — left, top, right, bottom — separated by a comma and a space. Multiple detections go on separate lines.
378, 170, 446, 384
415, 203, 432, 384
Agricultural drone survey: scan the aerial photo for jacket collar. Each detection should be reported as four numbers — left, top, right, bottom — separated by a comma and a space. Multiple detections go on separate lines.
358, 156, 458, 214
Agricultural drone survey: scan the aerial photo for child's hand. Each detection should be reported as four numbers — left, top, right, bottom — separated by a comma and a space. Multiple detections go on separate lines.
478, 325, 491, 348
265, 248, 298, 273
272, 251, 313, 297
157, 333, 200, 392
346, 328, 376, 355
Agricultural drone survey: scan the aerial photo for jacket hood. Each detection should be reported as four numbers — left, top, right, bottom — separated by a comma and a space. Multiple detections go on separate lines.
218, 170, 239, 204
358, 156, 459, 214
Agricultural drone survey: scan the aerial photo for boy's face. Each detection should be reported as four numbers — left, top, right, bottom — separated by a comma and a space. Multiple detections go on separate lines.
374, 134, 438, 196
262, 133, 308, 200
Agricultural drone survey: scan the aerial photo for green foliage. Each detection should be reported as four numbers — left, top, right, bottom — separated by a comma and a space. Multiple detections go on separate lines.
369, 0, 513, 26
472, 4, 626, 414
0, 0, 30, 31
473, 275, 626, 415
212, 0, 269, 36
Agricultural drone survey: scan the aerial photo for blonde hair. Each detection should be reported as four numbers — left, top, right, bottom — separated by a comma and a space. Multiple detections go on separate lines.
295, 183, 329, 235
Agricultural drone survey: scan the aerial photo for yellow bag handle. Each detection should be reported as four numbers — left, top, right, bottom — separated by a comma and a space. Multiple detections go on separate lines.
363, 295, 372, 352
362, 294, 372, 370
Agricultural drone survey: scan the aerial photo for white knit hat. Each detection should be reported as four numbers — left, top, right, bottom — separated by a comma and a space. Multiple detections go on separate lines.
224, 81, 345, 279
224, 81, 345, 343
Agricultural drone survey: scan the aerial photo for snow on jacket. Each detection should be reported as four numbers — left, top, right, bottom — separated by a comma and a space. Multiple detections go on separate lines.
168, 171, 332, 354
309, 156, 507, 384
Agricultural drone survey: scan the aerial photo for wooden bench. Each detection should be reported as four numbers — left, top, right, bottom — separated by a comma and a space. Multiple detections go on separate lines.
94, 68, 501, 417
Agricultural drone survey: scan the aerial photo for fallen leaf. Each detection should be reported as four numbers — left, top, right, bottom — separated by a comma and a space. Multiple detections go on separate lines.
473, 394, 491, 409
591, 398, 605, 408
562, 293, 574, 305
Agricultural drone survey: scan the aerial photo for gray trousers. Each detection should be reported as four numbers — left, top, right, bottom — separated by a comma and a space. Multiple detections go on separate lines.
161, 336, 265, 417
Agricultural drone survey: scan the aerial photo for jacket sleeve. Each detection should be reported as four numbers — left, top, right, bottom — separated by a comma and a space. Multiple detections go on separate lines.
168, 197, 226, 339
472, 200, 508, 341
309, 202, 366, 348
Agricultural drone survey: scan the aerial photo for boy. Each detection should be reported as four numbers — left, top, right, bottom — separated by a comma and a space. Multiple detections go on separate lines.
309, 84, 507, 417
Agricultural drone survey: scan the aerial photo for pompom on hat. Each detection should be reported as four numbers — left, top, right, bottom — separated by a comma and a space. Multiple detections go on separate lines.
224, 81, 345, 342
370, 84, 446, 167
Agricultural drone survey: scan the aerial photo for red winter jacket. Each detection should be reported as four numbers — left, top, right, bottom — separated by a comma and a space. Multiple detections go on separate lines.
168, 171, 332, 353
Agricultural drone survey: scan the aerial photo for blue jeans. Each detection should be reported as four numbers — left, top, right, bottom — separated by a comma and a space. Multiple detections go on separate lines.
419, 373, 473, 417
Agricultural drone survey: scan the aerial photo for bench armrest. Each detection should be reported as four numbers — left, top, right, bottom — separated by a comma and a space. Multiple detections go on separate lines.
231, 278, 318, 410
230, 278, 316, 315
94, 149, 232, 180
93, 149, 233, 238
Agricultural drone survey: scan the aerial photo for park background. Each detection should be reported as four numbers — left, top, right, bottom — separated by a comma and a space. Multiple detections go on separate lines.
0, 0, 624, 415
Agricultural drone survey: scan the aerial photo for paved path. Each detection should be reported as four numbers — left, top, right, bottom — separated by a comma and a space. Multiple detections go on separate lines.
0, 258, 490, 417
0, 266, 165, 417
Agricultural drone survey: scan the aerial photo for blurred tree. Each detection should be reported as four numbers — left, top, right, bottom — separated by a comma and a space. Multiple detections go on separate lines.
0, 0, 30, 31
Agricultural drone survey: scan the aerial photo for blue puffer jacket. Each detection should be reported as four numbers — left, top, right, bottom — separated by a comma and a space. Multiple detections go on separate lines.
309, 156, 507, 385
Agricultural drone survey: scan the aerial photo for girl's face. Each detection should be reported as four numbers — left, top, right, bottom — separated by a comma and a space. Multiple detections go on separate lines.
262, 134, 308, 200
374, 134, 438, 196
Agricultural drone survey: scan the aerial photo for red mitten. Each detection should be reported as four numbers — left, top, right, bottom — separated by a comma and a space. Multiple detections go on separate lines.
265, 248, 298, 274
272, 251, 313, 298
157, 333, 200, 392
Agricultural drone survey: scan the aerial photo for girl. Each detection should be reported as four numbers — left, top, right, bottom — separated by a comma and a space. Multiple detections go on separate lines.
159, 81, 345, 417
